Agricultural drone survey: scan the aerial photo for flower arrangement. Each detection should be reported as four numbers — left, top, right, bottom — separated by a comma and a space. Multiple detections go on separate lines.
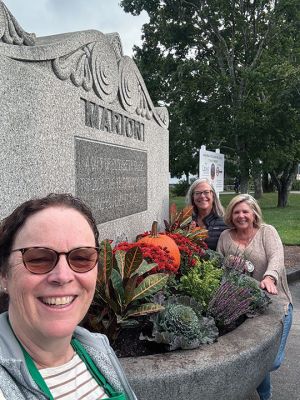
166, 231, 207, 271
114, 241, 178, 273
85, 209, 270, 355
134, 230, 207, 273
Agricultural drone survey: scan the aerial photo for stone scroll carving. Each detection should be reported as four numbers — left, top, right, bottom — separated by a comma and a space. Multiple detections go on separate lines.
52, 45, 94, 91
0, 1, 36, 45
52, 38, 119, 104
119, 56, 169, 128
106, 32, 123, 61
0, 1, 168, 129
51, 38, 168, 128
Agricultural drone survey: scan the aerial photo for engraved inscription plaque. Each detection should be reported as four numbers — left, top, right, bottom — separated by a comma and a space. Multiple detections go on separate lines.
75, 138, 147, 224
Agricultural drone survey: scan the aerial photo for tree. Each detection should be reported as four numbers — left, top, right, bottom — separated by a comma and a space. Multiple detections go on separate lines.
121, 0, 299, 203
132, 44, 222, 180
251, 0, 300, 206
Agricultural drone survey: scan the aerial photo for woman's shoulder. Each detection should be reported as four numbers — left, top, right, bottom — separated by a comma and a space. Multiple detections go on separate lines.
74, 326, 110, 348
218, 228, 232, 240
259, 224, 279, 235
205, 212, 226, 226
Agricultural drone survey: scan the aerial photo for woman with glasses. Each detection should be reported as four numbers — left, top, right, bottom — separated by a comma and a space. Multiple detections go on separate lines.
217, 194, 293, 400
0, 193, 137, 400
186, 178, 227, 250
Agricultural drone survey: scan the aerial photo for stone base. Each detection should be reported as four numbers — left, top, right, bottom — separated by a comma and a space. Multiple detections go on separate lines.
120, 298, 284, 400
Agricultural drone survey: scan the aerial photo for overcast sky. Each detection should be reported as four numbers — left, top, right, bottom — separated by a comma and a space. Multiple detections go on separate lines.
4, 0, 148, 55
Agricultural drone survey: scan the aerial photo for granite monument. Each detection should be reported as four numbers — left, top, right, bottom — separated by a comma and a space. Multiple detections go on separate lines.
0, 1, 169, 241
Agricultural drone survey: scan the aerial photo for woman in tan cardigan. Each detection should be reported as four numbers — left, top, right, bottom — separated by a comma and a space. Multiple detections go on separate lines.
217, 194, 293, 400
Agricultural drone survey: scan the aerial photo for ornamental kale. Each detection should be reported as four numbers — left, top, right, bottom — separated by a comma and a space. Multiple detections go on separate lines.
141, 295, 219, 351
179, 259, 224, 311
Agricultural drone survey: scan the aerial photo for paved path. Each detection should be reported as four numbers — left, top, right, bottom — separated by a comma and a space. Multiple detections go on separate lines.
248, 275, 300, 400
272, 279, 300, 400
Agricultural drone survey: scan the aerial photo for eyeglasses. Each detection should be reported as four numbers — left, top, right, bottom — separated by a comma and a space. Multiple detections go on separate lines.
11, 247, 99, 274
193, 190, 212, 197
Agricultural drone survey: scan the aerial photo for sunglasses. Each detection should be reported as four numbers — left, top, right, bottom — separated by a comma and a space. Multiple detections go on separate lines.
11, 247, 99, 274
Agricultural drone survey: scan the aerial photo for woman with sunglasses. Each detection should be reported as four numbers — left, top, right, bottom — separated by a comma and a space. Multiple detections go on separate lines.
0, 193, 137, 400
186, 178, 227, 250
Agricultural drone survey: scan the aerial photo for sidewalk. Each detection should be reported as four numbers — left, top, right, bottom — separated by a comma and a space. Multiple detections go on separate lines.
248, 268, 300, 400
271, 270, 300, 400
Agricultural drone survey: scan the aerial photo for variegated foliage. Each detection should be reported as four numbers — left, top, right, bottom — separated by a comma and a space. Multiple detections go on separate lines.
90, 239, 169, 341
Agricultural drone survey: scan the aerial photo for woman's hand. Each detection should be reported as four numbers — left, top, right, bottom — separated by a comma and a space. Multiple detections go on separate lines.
260, 276, 278, 295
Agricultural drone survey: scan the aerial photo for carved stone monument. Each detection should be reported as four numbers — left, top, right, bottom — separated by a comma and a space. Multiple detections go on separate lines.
0, 1, 169, 241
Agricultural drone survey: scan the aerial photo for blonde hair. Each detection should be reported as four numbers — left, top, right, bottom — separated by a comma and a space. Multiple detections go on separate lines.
224, 194, 263, 228
186, 178, 224, 217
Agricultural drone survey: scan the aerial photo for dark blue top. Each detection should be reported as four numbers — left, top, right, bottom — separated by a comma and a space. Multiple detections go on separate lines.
192, 211, 228, 251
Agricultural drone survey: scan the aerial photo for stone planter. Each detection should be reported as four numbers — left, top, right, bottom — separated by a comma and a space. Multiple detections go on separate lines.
120, 297, 284, 400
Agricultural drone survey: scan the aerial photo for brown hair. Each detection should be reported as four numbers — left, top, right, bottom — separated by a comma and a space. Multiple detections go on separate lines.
0, 193, 99, 277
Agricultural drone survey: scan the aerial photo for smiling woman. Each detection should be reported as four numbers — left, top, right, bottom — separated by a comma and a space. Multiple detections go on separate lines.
186, 178, 228, 250
0, 193, 137, 400
217, 194, 293, 400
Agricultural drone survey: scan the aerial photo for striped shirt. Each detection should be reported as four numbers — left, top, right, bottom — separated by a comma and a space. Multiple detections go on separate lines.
40, 354, 110, 400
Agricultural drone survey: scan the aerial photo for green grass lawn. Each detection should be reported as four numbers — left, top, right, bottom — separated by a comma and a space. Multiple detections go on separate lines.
169, 192, 300, 245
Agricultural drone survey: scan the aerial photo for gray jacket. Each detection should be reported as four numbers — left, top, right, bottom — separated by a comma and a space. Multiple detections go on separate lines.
0, 312, 137, 400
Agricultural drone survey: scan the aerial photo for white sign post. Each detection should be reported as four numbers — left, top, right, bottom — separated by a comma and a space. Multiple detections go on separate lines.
199, 145, 224, 194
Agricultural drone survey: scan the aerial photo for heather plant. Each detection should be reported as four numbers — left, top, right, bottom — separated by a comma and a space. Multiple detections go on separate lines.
88, 240, 169, 341
223, 254, 249, 274
207, 271, 270, 327
179, 259, 224, 311
141, 295, 219, 351
224, 271, 271, 316
207, 280, 253, 327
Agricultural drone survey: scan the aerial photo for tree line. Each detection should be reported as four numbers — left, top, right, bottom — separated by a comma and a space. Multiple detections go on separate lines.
121, 0, 300, 207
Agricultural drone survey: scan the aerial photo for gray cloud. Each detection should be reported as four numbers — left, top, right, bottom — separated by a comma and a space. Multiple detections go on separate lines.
4, 0, 148, 55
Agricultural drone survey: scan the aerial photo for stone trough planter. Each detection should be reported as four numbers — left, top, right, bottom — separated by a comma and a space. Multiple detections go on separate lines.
120, 297, 284, 400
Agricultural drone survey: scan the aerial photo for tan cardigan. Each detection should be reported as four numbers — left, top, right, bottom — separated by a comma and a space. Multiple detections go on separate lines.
217, 224, 292, 308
